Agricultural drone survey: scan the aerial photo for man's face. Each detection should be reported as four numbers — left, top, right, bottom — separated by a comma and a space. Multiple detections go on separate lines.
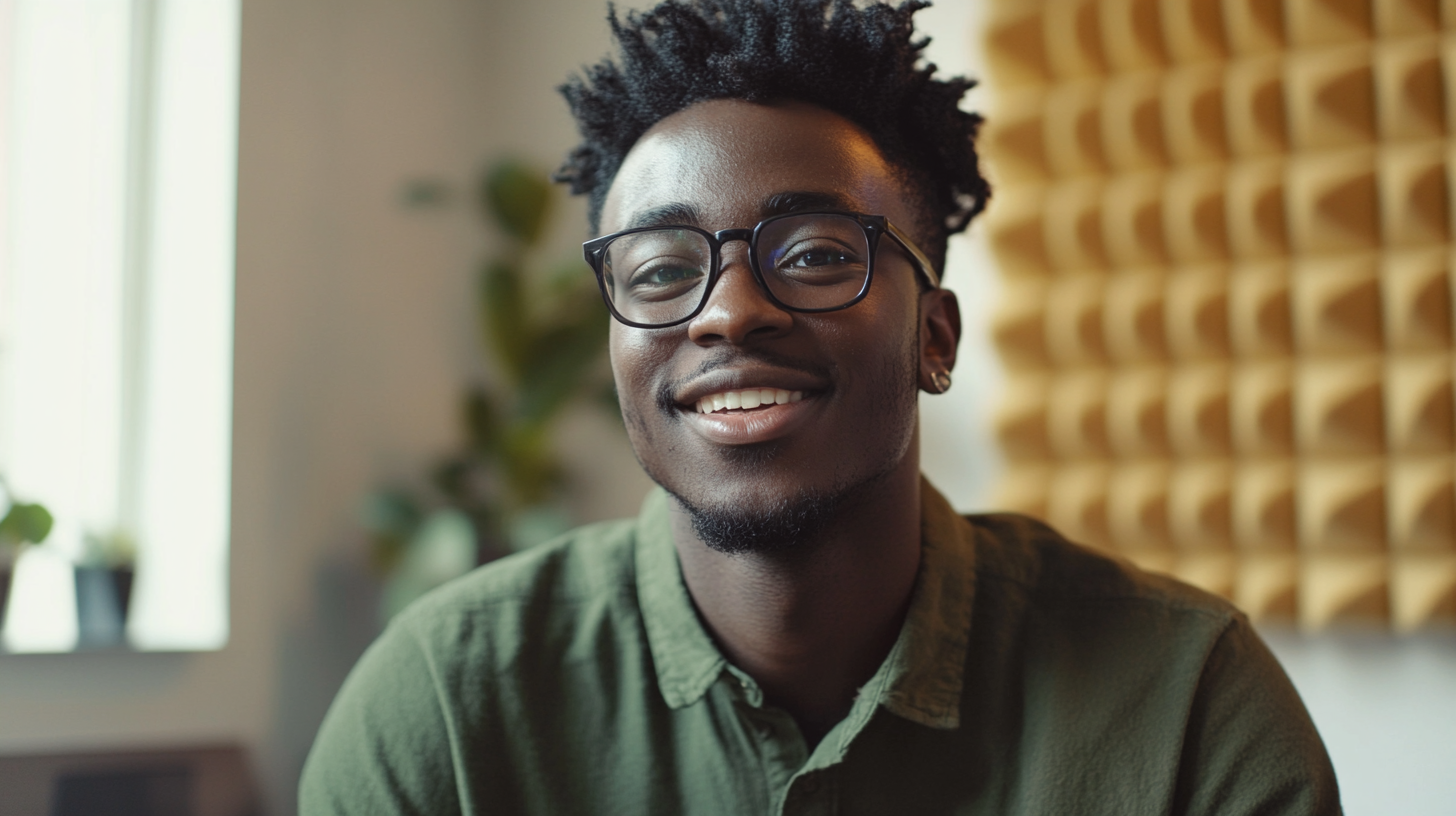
599, 99, 943, 546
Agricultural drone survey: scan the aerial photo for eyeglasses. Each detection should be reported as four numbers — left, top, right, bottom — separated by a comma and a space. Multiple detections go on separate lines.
582, 211, 940, 329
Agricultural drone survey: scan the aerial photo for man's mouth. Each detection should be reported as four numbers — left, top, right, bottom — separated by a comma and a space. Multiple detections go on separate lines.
693, 388, 806, 414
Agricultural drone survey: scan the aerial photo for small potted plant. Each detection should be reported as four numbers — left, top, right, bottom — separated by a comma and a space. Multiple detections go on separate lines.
0, 480, 54, 640
75, 528, 137, 648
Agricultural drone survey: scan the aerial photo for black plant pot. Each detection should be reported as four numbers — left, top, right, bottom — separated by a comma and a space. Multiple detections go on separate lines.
112, 566, 135, 622
0, 565, 12, 642
74, 565, 135, 649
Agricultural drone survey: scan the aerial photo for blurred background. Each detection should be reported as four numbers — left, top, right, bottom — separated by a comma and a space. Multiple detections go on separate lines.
0, 1, 1450, 815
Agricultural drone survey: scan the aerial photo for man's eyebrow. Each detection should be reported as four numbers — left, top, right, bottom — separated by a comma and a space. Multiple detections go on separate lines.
623, 192, 859, 231
762, 190, 860, 216
626, 203, 704, 230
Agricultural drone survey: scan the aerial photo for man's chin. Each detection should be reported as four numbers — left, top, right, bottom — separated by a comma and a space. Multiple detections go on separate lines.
667, 486, 845, 557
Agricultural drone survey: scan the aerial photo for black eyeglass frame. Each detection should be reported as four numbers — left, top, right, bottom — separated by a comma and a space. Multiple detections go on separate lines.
581, 210, 942, 329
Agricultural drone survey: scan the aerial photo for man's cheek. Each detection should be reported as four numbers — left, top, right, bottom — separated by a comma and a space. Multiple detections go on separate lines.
617, 392, 654, 441
608, 343, 666, 442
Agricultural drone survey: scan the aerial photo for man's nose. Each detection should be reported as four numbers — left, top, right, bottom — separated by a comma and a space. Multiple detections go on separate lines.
686, 242, 792, 345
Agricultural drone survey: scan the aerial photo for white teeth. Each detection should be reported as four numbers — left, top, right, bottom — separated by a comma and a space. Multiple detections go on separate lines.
695, 388, 808, 414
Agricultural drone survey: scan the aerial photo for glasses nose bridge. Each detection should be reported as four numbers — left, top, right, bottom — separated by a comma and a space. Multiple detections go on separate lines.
712, 226, 755, 246
712, 227, 756, 267
697, 225, 778, 318
707, 226, 759, 279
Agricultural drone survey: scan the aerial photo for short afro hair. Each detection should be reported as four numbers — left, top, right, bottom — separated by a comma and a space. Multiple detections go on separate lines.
554, 0, 990, 270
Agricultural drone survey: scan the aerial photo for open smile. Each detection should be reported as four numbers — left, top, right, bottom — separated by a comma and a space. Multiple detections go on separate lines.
693, 387, 805, 414
670, 363, 830, 445
680, 388, 820, 445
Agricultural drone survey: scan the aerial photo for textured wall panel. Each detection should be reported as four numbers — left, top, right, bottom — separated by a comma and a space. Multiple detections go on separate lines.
983, 0, 1456, 628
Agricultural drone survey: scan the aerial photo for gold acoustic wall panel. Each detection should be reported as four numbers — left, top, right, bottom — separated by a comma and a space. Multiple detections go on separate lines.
983, 0, 1456, 629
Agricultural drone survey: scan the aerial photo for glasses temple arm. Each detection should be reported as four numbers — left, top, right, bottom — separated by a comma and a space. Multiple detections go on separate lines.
882, 221, 941, 289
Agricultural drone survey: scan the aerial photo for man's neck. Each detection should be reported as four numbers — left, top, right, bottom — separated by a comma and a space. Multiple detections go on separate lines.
670, 459, 923, 747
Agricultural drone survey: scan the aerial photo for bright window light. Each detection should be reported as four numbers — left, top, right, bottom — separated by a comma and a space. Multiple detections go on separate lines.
0, 0, 238, 652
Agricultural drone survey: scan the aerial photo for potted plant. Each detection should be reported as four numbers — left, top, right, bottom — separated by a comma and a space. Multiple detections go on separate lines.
74, 528, 137, 648
0, 479, 54, 640
362, 158, 615, 620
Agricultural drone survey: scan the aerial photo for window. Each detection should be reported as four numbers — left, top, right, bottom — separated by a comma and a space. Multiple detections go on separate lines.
0, 0, 238, 652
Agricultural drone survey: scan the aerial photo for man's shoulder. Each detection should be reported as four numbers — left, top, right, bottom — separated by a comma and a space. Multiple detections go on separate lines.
963, 511, 1241, 628
945, 512, 1339, 815
386, 516, 644, 668
301, 516, 660, 814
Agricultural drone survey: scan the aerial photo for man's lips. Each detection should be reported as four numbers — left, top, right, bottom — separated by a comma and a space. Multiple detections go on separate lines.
670, 364, 829, 445
691, 387, 805, 414
680, 393, 818, 445
671, 363, 828, 409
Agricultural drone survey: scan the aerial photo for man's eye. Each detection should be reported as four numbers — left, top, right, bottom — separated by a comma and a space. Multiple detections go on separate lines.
630, 264, 701, 286
786, 249, 853, 267
775, 238, 863, 270
773, 240, 866, 285
622, 262, 705, 302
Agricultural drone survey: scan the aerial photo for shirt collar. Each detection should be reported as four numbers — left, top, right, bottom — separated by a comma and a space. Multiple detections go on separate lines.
634, 478, 977, 729
635, 488, 727, 709
874, 477, 977, 730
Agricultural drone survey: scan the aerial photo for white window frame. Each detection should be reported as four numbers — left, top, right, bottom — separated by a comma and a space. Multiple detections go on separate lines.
0, 0, 238, 652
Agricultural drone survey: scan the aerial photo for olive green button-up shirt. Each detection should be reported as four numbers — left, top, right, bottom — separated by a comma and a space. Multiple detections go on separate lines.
301, 481, 1340, 815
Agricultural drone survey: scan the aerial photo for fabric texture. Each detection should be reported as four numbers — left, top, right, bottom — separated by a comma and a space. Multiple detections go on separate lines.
300, 479, 1341, 815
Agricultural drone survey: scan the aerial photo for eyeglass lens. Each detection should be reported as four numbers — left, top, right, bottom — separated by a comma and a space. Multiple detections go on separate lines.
599, 213, 871, 326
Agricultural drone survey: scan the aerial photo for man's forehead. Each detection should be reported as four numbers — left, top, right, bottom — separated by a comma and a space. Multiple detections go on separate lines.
621, 190, 863, 231
598, 99, 906, 234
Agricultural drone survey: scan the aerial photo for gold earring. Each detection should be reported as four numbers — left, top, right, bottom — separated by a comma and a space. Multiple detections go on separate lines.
929, 370, 952, 394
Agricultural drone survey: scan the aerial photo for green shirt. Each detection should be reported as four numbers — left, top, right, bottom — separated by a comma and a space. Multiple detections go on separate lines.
301, 481, 1340, 815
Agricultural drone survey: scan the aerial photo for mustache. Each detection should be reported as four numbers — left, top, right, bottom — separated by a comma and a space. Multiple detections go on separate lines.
654, 347, 833, 414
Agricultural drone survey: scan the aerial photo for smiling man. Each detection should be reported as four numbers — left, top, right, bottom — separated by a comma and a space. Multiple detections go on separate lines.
301, 2, 1340, 814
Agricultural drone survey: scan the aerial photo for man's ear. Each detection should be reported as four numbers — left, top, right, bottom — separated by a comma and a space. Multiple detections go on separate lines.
917, 288, 961, 393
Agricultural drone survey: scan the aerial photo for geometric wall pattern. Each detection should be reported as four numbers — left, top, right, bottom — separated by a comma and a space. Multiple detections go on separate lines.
981, 0, 1456, 629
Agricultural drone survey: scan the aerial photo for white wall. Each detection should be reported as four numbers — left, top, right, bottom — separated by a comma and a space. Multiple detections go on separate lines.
0, 3, 1452, 816
1262, 629, 1456, 815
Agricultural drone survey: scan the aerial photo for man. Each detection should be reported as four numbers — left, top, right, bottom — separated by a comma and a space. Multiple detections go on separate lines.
302, 1, 1341, 814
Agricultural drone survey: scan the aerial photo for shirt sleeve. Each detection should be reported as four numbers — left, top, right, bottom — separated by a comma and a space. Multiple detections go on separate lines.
299, 619, 463, 816
1172, 616, 1342, 816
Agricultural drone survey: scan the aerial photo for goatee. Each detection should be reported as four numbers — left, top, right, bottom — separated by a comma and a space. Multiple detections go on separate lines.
668, 484, 845, 556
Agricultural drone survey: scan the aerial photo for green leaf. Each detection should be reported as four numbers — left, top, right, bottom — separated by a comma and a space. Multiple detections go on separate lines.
358, 490, 422, 540
0, 502, 53, 546
430, 456, 475, 504
499, 425, 562, 507
516, 308, 609, 425
463, 388, 504, 455
380, 509, 479, 620
547, 259, 598, 300
482, 260, 528, 381
80, 528, 137, 567
482, 160, 552, 245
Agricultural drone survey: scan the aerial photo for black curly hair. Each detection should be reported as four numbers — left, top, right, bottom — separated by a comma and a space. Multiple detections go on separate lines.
554, 0, 990, 273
